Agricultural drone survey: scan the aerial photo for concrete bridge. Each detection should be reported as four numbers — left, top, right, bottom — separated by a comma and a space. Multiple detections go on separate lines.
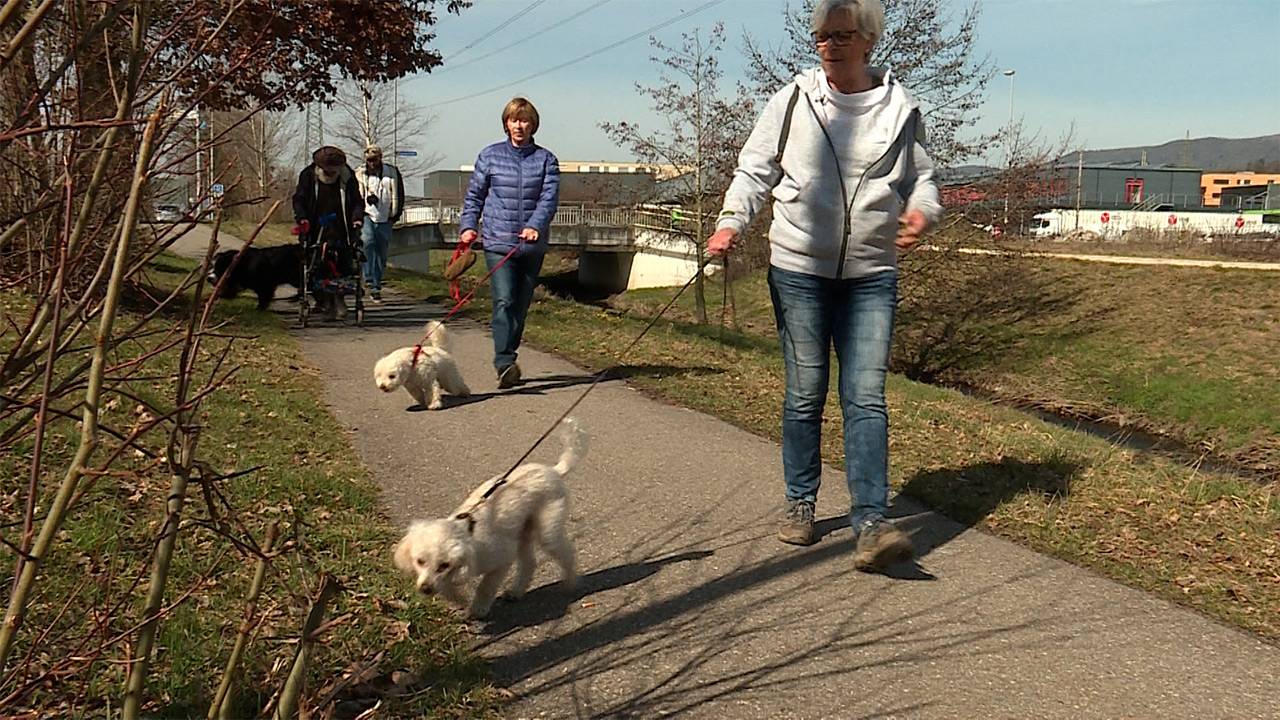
389, 203, 717, 292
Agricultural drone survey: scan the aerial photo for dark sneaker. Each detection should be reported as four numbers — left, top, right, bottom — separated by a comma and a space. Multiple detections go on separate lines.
370, 291, 383, 304
777, 499, 816, 546
497, 363, 522, 389
853, 517, 913, 571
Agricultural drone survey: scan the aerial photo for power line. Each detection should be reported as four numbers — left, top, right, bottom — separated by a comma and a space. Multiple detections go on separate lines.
431, 0, 728, 108
437, 0, 618, 75
446, 0, 549, 62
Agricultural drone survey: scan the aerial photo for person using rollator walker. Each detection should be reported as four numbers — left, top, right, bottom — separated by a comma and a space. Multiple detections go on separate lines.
292, 145, 366, 324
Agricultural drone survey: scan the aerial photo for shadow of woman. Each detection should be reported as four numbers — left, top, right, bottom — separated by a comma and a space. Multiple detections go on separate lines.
894, 455, 1081, 561
810, 456, 1081, 578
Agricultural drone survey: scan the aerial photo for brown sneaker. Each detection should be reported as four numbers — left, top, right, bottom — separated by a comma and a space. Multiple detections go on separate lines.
777, 499, 816, 546
497, 362, 522, 389
852, 517, 913, 571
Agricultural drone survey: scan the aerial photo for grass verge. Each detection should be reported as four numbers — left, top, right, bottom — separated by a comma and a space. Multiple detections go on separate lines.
1, 257, 498, 717
615, 240, 1280, 478
386, 261, 1279, 641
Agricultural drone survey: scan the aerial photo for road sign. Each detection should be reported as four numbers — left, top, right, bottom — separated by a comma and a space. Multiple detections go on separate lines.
1100, 211, 1110, 224
210, 183, 225, 198
395, 150, 417, 157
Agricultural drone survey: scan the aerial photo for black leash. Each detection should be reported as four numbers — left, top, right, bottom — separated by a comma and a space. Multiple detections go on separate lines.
470, 256, 717, 507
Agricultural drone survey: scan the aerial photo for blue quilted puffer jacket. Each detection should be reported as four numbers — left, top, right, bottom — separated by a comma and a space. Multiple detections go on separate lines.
460, 139, 561, 256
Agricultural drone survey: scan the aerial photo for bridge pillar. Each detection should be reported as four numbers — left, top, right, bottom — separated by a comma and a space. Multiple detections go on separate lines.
388, 223, 449, 275
577, 251, 635, 294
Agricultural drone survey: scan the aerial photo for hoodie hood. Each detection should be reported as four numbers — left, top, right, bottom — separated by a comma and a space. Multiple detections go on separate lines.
795, 66, 919, 114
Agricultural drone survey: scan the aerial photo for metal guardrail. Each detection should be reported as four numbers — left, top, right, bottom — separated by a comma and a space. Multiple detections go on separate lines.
398, 203, 634, 228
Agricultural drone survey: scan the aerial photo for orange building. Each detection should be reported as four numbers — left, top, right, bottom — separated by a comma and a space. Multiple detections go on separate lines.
1201, 171, 1280, 206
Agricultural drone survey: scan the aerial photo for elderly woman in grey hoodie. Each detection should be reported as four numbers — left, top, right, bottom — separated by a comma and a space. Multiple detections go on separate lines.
707, 0, 942, 571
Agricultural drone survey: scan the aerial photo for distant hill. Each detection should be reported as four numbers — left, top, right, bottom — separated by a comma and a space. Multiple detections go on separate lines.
1077, 134, 1280, 171
936, 164, 996, 183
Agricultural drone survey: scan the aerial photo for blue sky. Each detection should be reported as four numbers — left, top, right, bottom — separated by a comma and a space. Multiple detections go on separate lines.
397, 0, 1280, 170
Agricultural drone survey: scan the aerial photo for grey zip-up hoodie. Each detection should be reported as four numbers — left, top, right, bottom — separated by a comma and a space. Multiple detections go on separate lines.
716, 66, 943, 279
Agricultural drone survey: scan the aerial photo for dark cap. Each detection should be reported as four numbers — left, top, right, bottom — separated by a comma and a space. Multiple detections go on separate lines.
312, 145, 347, 169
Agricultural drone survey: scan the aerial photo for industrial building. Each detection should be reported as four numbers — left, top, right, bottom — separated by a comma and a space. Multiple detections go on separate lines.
1051, 163, 1203, 209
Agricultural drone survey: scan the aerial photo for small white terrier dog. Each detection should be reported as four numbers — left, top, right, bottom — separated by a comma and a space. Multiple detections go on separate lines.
373, 320, 471, 410
393, 418, 586, 618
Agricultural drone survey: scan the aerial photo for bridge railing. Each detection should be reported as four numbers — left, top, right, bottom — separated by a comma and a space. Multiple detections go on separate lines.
399, 203, 633, 228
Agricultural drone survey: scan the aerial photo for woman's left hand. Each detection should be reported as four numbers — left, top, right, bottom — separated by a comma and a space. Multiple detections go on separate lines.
518, 228, 540, 243
895, 209, 929, 251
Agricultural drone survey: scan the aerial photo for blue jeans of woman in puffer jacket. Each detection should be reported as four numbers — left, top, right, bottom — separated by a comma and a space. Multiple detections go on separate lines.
485, 249, 545, 372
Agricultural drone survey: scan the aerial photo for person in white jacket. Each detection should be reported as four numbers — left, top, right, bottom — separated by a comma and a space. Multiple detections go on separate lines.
356, 145, 405, 303
707, 0, 943, 571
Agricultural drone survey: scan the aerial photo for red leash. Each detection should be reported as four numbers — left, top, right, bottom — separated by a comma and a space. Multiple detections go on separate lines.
412, 243, 521, 362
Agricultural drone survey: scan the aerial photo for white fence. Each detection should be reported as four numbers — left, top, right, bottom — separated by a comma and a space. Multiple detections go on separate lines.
399, 203, 633, 228
1032, 208, 1280, 238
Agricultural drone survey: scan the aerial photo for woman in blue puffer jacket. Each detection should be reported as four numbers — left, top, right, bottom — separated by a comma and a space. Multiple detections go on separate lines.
459, 96, 561, 388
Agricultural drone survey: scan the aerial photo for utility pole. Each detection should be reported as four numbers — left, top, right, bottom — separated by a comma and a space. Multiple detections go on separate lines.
193, 109, 201, 211
1002, 69, 1015, 233
393, 78, 399, 160
1075, 149, 1083, 230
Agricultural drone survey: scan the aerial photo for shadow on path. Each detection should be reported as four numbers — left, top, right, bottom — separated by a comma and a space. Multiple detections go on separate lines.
479, 551, 716, 636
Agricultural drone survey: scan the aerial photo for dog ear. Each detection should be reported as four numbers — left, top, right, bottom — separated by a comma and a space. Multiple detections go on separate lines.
453, 512, 476, 534
392, 537, 414, 573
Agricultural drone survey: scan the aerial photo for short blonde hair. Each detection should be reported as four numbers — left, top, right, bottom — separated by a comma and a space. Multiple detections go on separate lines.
501, 97, 540, 136
811, 0, 884, 47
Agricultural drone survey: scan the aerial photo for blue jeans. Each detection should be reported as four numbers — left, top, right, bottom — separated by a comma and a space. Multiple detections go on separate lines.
768, 266, 897, 528
361, 220, 392, 292
485, 249, 544, 371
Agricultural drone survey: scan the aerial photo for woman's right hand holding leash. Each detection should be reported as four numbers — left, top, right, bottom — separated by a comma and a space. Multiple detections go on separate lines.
707, 227, 738, 257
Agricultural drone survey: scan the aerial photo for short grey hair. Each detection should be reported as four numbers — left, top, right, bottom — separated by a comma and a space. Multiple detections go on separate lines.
811, 0, 885, 47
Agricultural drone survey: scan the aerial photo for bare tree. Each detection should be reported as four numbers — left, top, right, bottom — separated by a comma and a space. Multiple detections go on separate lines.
0, 1, 469, 714
217, 109, 298, 220
334, 79, 443, 181
601, 23, 752, 324
944, 121, 1079, 235
743, 0, 996, 168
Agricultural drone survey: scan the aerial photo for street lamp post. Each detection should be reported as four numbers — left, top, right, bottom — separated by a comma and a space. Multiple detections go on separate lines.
1003, 68, 1016, 127
1002, 69, 1016, 232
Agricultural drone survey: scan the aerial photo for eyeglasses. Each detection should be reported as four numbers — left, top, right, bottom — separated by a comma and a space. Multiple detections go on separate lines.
811, 30, 860, 46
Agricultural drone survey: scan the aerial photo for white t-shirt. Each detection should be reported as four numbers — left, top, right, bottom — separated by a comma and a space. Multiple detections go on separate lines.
816, 72, 894, 180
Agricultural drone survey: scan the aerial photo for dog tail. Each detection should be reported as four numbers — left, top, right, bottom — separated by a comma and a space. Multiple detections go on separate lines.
553, 416, 588, 476
423, 320, 451, 352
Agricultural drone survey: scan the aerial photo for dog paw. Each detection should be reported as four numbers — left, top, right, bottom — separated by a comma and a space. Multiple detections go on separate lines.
427, 400, 444, 410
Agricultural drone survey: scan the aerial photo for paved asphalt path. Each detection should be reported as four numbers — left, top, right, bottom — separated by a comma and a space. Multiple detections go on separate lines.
171, 228, 1278, 718
293, 293, 1277, 720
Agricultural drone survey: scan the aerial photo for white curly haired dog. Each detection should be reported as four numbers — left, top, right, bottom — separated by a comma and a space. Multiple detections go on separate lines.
373, 320, 471, 410
393, 418, 586, 618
